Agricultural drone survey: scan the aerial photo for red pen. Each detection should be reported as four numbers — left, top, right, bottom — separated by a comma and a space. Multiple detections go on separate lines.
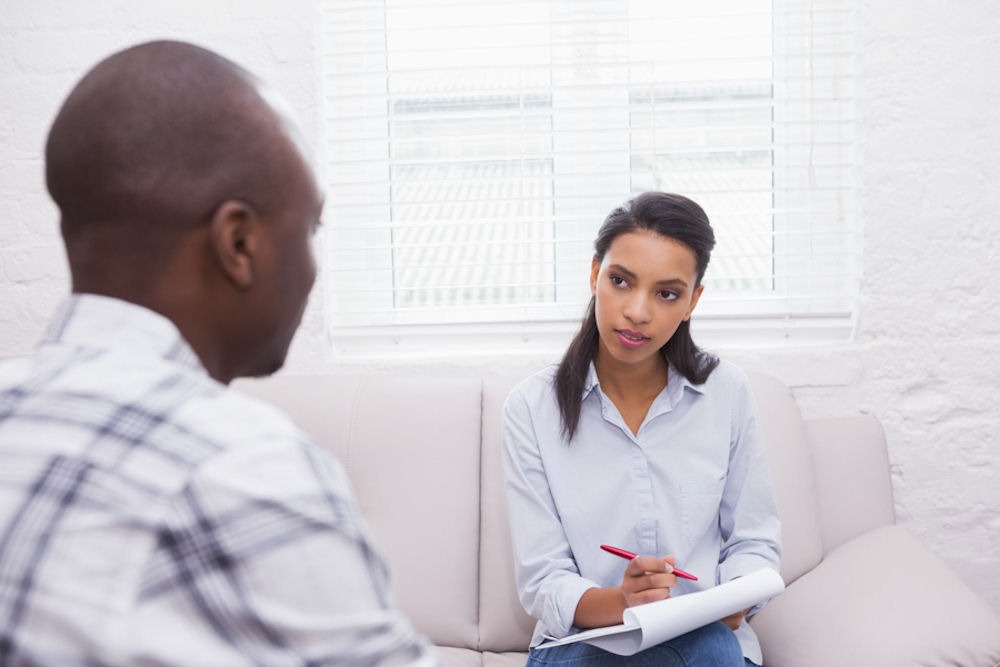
600, 544, 698, 581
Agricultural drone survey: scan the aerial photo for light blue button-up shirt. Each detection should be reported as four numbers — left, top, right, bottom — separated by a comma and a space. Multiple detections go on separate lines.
502, 359, 780, 663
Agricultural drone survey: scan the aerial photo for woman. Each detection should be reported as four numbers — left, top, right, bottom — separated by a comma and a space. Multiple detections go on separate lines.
502, 192, 781, 666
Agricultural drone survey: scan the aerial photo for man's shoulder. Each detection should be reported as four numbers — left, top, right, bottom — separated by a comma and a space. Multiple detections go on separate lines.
183, 380, 307, 445
1, 348, 324, 495
0, 356, 32, 390
174, 378, 330, 473
174, 387, 353, 515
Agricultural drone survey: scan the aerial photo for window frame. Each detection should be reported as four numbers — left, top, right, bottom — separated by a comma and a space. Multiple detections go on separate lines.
317, 0, 858, 359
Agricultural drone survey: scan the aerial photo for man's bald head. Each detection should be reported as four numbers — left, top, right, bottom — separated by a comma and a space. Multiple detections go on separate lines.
44, 40, 324, 382
46, 40, 307, 281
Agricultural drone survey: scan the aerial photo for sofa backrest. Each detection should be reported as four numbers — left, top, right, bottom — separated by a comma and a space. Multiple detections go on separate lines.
237, 367, 829, 652
480, 374, 538, 650
236, 372, 486, 650
804, 416, 895, 552
744, 373, 825, 584
338, 373, 485, 646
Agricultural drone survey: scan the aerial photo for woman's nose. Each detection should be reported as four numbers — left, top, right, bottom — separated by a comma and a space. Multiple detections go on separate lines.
624, 293, 651, 323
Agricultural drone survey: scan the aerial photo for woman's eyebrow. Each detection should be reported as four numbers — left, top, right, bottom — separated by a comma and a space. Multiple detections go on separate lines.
607, 263, 637, 279
655, 277, 690, 288
608, 263, 689, 288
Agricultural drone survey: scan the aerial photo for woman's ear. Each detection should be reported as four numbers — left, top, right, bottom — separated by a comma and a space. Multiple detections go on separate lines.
684, 284, 705, 321
590, 257, 600, 296
209, 200, 257, 289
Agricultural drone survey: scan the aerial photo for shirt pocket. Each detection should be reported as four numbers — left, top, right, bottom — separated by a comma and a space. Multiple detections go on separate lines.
680, 478, 726, 545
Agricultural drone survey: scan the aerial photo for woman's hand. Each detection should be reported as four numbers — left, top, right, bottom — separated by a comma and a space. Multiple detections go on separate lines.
721, 608, 749, 630
572, 554, 679, 628
619, 554, 679, 607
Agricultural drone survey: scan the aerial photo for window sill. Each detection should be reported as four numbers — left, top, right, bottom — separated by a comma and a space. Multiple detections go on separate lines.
326, 312, 856, 362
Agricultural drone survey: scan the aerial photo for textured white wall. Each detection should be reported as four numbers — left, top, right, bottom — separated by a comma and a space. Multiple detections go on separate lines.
853, 0, 1000, 607
1, 0, 998, 611
0, 0, 326, 362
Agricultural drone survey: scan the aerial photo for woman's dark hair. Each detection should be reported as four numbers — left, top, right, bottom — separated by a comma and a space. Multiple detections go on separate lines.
554, 191, 719, 440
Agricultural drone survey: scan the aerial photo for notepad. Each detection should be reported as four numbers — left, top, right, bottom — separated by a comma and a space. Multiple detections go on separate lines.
536, 567, 785, 656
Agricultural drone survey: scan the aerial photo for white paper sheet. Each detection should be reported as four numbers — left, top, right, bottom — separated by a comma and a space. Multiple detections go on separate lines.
536, 567, 785, 656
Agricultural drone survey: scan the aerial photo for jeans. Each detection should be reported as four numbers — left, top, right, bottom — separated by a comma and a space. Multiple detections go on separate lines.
526, 621, 750, 667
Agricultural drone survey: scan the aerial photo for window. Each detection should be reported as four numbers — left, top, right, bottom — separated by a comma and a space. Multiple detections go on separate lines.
318, 0, 856, 356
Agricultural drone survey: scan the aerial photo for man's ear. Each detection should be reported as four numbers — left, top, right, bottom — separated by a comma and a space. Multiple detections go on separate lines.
209, 200, 257, 289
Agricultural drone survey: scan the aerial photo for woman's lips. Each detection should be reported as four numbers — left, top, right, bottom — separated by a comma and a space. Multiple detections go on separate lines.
615, 329, 649, 349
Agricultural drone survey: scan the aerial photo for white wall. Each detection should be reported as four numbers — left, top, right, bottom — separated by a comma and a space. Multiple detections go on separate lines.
2, 0, 998, 611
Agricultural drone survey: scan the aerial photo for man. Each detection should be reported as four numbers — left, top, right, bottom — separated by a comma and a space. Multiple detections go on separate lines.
0, 40, 436, 666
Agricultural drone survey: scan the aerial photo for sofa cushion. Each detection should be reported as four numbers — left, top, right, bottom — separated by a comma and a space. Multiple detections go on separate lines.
750, 524, 1000, 667
479, 375, 538, 652
343, 374, 483, 648
436, 646, 484, 667
234, 373, 362, 465
483, 651, 530, 667
236, 372, 483, 650
746, 372, 825, 584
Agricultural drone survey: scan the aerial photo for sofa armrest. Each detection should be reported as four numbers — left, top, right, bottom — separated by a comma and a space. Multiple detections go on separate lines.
804, 416, 895, 553
751, 525, 1000, 667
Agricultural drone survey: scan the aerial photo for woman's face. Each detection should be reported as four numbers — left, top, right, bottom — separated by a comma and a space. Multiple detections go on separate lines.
590, 229, 704, 372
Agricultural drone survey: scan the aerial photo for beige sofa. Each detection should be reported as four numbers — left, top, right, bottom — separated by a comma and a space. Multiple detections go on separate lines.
236, 368, 1000, 667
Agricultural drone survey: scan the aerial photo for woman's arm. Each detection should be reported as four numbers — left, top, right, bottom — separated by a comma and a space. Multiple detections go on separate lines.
502, 386, 597, 637
573, 555, 679, 628
717, 370, 782, 584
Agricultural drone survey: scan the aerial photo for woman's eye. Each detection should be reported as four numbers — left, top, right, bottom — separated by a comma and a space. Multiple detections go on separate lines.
659, 290, 679, 301
610, 275, 627, 287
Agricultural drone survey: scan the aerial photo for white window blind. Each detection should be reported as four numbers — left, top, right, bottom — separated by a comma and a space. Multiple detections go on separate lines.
318, 0, 856, 355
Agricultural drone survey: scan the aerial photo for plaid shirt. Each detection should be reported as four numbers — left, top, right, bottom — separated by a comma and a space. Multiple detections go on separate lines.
0, 295, 436, 667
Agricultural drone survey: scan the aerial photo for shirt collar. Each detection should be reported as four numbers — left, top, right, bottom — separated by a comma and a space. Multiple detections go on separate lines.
43, 294, 205, 374
583, 357, 707, 407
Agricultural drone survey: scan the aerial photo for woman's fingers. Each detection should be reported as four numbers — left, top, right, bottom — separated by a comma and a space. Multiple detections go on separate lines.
621, 555, 678, 606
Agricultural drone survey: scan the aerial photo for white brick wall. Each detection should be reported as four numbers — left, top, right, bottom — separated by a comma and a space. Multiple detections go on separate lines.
2, 0, 998, 612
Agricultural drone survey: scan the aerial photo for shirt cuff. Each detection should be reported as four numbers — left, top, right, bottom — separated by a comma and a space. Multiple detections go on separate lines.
718, 553, 778, 584
540, 579, 601, 641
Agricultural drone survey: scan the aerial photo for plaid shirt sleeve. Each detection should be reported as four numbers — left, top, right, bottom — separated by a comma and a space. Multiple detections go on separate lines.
0, 296, 438, 667
128, 421, 437, 666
